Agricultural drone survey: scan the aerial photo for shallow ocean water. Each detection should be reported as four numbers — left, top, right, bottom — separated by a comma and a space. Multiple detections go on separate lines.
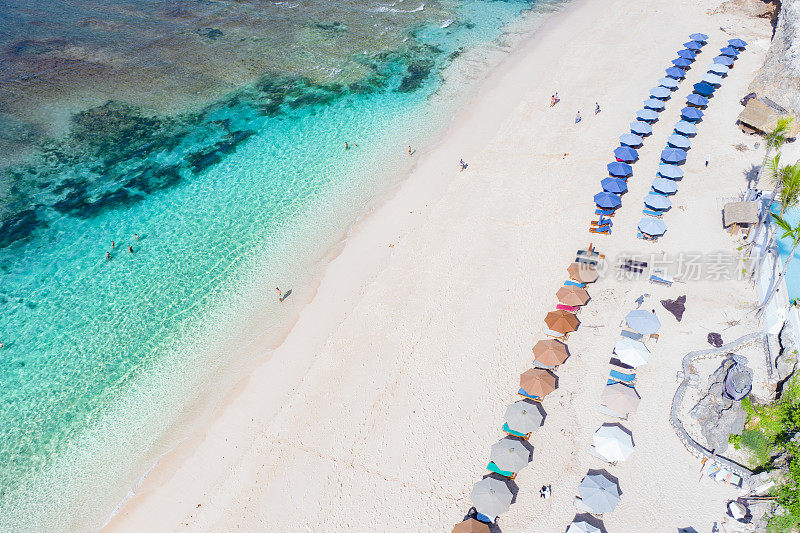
0, 0, 564, 528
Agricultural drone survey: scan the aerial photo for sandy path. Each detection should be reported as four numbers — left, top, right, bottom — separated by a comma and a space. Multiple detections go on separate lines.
106, 0, 775, 530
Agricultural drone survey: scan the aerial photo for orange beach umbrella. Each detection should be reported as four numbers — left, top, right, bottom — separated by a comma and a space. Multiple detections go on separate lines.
532, 339, 570, 367
545, 310, 580, 334
556, 285, 590, 306
567, 262, 599, 283
519, 368, 557, 398
453, 519, 490, 533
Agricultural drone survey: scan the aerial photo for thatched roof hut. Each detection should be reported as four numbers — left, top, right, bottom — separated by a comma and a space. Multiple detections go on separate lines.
722, 201, 759, 228
737, 99, 799, 138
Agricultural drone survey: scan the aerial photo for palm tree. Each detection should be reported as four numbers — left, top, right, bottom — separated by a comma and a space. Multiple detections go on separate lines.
760, 213, 800, 311
751, 117, 795, 245
775, 161, 800, 215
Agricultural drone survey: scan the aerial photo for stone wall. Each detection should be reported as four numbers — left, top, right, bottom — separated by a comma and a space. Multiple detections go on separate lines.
750, 0, 800, 116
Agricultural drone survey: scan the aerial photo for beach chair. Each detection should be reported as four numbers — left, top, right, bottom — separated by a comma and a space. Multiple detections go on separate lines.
599, 404, 628, 420
624, 259, 647, 268
589, 226, 611, 235
609, 357, 635, 370
517, 387, 543, 402
564, 280, 587, 288
589, 445, 612, 463
573, 497, 594, 513
575, 256, 599, 266
648, 333, 660, 343
649, 188, 670, 196
543, 328, 569, 341
637, 231, 657, 241
594, 208, 616, 217
502, 422, 531, 440
619, 264, 643, 274
556, 304, 580, 313
486, 461, 517, 479
649, 273, 673, 286
474, 512, 496, 524
642, 208, 663, 218
590, 219, 612, 228
607, 369, 636, 386
620, 329, 643, 341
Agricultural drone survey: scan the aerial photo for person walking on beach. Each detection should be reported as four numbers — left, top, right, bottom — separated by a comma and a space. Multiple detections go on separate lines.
553, 92, 559, 106
595, 102, 601, 115
459, 159, 468, 171
575, 111, 581, 124
706, 153, 711, 167
276, 287, 283, 302
408, 145, 412, 156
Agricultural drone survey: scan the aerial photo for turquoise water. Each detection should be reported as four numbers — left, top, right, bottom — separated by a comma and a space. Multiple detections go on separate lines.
775, 206, 800, 297
0, 0, 564, 529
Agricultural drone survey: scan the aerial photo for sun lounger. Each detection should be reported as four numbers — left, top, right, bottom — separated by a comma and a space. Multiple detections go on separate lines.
649, 189, 670, 196
642, 208, 663, 217
543, 328, 569, 341
502, 422, 531, 440
599, 404, 628, 420
564, 280, 586, 288
624, 259, 647, 268
475, 512, 496, 524
609, 357, 635, 370
577, 249, 600, 258
607, 369, 636, 386
649, 333, 660, 343
556, 304, 580, 313
649, 273, 673, 286
637, 231, 657, 241
575, 256, 599, 266
487, 461, 517, 479
573, 497, 594, 513
595, 208, 616, 217
620, 329, 643, 341
589, 445, 611, 462
619, 264, 643, 274
518, 387, 543, 402
589, 226, 611, 235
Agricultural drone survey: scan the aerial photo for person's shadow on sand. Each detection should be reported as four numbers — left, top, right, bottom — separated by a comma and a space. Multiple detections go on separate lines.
279, 289, 292, 302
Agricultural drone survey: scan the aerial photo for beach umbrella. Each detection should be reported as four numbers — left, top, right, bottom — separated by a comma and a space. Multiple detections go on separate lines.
661, 147, 687, 163
702, 73, 724, 86
665, 66, 686, 79
649, 86, 671, 99
607, 161, 632, 177
638, 217, 667, 237
556, 285, 590, 306
470, 478, 513, 517
532, 339, 569, 368
684, 41, 703, 50
625, 309, 661, 334
636, 109, 659, 122
619, 133, 643, 147
567, 521, 601, 533
651, 177, 678, 194
729, 38, 747, 49
667, 134, 690, 149
644, 193, 671, 210
601, 382, 641, 416
693, 81, 715, 96
578, 472, 622, 513
707, 63, 729, 75
672, 57, 692, 68
690, 33, 709, 42
613, 146, 638, 162
504, 400, 544, 433
601, 177, 627, 194
594, 191, 622, 209
519, 368, 557, 398
677, 49, 696, 60
658, 77, 680, 89
490, 437, 529, 473
713, 55, 734, 66
658, 163, 684, 179
594, 425, 635, 462
630, 121, 652, 135
567, 262, 598, 283
613, 337, 650, 367
544, 309, 580, 333
675, 121, 698, 135
643, 97, 666, 110
686, 93, 709, 106
720, 46, 739, 57
681, 107, 704, 121
453, 519, 491, 533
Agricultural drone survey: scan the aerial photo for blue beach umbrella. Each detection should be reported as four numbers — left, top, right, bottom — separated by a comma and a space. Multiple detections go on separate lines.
630, 121, 652, 136
729, 38, 747, 49
644, 193, 672, 210
636, 109, 659, 122
693, 82, 715, 96
594, 191, 622, 209
658, 77, 680, 89
608, 161, 632, 177
619, 133, 643, 147
708, 63, 729, 75
667, 134, 690, 149
675, 120, 698, 135
644, 98, 666, 110
686, 94, 709, 107
681, 107, 704, 121
713, 55, 735, 66
702, 73, 724, 86
638, 218, 667, 237
690, 33, 709, 42
614, 146, 638, 162
650, 86, 671, 99
602, 177, 628, 194
625, 308, 662, 333
684, 41, 703, 50
661, 147, 687, 163
677, 49, 696, 60
720, 46, 739, 57
658, 163, 684, 179
652, 177, 678, 194
672, 57, 692, 68
665, 67, 686, 79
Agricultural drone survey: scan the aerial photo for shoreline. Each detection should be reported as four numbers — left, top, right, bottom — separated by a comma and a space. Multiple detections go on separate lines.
106, 0, 776, 529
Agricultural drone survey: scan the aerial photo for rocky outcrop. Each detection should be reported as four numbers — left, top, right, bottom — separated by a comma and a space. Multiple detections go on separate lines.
750, 0, 800, 117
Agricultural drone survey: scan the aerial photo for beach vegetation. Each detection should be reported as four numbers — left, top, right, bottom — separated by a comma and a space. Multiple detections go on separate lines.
770, 158, 800, 215
760, 213, 800, 311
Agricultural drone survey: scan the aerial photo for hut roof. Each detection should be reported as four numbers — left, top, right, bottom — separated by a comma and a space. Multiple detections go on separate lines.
737, 99, 800, 138
723, 201, 759, 227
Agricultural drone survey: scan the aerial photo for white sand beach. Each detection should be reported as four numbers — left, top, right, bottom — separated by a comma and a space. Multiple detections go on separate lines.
106, 0, 777, 530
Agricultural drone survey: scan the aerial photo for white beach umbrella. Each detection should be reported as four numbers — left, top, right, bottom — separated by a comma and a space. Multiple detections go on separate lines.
489, 437, 529, 473
600, 382, 641, 415
504, 400, 544, 434
613, 337, 650, 367
566, 521, 602, 533
625, 309, 661, 335
593, 424, 635, 462
470, 478, 513, 517
578, 472, 621, 513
